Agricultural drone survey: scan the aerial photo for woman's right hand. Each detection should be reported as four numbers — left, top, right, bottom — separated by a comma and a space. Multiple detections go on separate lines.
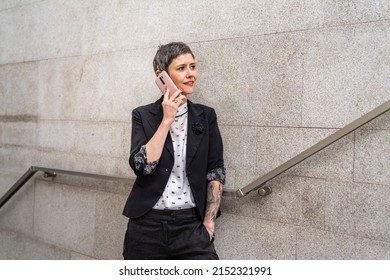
144, 87, 187, 163
161, 87, 187, 125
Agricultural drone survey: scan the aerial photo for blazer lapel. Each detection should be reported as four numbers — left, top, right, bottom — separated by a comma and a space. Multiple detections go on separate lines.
186, 101, 206, 170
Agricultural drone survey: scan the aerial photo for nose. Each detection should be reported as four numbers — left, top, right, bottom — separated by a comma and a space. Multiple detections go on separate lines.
185, 67, 195, 78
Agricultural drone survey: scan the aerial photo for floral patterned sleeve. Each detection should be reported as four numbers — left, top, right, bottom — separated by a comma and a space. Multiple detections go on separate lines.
206, 167, 226, 185
133, 145, 159, 175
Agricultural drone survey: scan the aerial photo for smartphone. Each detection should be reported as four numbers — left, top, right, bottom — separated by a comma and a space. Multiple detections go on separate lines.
155, 71, 179, 96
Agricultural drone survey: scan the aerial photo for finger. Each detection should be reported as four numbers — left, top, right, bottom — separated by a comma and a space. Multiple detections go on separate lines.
175, 94, 187, 106
170, 88, 183, 101
163, 87, 170, 101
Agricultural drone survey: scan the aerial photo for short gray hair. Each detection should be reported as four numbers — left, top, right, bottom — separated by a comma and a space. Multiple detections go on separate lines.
153, 42, 194, 73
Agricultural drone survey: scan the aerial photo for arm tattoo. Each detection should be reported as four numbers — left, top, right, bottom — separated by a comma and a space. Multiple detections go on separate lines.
205, 181, 223, 223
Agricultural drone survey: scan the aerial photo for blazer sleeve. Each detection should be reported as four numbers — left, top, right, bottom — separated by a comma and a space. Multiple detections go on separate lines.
206, 108, 225, 183
129, 108, 151, 177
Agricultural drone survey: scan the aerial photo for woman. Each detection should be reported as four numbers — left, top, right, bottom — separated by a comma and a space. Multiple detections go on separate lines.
122, 42, 225, 260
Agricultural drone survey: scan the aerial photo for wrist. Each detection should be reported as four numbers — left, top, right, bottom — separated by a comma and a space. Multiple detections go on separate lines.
203, 221, 215, 231
161, 117, 174, 127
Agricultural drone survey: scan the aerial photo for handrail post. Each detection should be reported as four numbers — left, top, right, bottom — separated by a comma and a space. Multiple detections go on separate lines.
0, 167, 38, 208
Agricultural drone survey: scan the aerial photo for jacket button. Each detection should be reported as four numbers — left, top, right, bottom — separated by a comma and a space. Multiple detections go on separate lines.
165, 168, 169, 172
187, 172, 191, 177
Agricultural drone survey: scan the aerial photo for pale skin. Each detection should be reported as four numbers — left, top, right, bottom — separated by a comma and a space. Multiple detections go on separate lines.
145, 53, 223, 240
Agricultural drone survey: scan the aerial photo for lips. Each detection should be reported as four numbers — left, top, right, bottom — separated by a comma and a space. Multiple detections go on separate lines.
184, 81, 195, 87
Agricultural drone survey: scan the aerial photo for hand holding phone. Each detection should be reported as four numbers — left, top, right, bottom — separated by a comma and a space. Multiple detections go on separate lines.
155, 71, 179, 97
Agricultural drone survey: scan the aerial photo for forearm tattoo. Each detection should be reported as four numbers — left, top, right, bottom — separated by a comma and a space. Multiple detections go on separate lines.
205, 181, 223, 223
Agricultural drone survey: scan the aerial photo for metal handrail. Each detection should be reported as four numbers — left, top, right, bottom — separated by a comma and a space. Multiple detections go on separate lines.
1, 100, 389, 206
0, 166, 132, 208
226, 100, 390, 198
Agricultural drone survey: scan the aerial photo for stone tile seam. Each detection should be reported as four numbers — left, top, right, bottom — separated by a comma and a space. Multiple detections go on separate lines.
221, 122, 389, 130
1, 120, 386, 130
322, 225, 390, 246
1, 18, 389, 67
0, 117, 132, 126
0, 227, 91, 259
36, 118, 131, 125
352, 131, 357, 184
0, 143, 37, 150
291, 174, 390, 188
34, 178, 129, 197
0, 227, 66, 251
0, 0, 45, 13
0, 114, 38, 123
33, 179, 99, 254
0, 143, 126, 158
223, 212, 390, 247
300, 52, 305, 127
352, 179, 390, 188
294, 226, 390, 252
192, 17, 390, 46
223, 212, 327, 246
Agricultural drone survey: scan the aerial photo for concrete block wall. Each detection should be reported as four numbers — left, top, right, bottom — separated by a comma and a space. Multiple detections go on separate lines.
1, 0, 389, 259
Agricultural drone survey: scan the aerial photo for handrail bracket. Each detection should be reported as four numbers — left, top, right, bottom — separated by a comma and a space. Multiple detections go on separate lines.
258, 185, 272, 196
43, 172, 56, 178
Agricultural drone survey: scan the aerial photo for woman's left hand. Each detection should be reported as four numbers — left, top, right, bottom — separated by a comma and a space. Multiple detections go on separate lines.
203, 222, 215, 241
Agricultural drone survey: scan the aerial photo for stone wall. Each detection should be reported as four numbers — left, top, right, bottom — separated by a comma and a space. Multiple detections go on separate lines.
1, 0, 389, 259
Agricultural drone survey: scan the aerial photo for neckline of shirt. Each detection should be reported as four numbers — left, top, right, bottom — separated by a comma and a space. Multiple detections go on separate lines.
176, 104, 188, 118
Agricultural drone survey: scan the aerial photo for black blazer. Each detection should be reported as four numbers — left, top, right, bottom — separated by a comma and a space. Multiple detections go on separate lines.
123, 97, 224, 220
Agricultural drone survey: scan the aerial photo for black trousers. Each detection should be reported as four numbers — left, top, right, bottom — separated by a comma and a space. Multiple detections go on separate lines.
123, 208, 219, 260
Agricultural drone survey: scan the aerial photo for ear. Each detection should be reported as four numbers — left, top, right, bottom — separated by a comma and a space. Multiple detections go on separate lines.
155, 70, 162, 77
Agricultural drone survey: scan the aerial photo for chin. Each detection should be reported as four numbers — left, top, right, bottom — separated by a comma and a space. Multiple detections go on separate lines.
184, 87, 195, 95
